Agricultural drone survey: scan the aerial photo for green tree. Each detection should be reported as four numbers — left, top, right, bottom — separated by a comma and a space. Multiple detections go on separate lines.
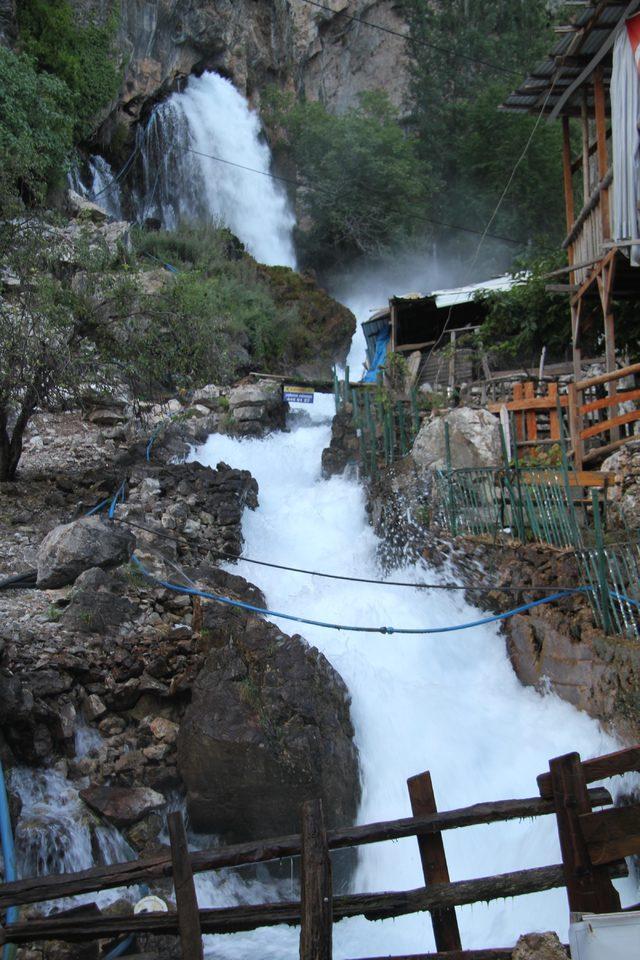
402, 0, 564, 246
0, 46, 73, 206
264, 89, 429, 266
17, 0, 120, 140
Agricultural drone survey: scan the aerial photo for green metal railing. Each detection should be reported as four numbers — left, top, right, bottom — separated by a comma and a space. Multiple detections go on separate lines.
334, 370, 421, 479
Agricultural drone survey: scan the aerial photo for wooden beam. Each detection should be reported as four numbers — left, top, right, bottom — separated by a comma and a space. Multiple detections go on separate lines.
168, 811, 204, 960
580, 408, 640, 440
487, 396, 569, 414
408, 772, 461, 953
593, 66, 611, 239
548, 0, 640, 122
580, 804, 640, 865
0, 791, 613, 911
538, 747, 640, 799
548, 752, 621, 913
580, 386, 640, 414
300, 800, 332, 960
0, 863, 625, 946
562, 168, 612, 250
582, 434, 640, 462
562, 116, 576, 282
575, 360, 640, 390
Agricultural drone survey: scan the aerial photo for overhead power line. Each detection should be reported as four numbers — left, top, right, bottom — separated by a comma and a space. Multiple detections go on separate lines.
297, 0, 520, 78
186, 148, 526, 247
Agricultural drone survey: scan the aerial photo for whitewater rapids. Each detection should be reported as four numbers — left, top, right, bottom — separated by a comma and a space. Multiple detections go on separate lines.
189, 394, 632, 959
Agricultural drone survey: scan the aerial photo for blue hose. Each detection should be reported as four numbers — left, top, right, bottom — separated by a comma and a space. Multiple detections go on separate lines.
131, 555, 589, 636
0, 759, 18, 960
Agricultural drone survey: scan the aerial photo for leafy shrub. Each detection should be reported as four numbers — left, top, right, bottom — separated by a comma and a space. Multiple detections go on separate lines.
263, 89, 428, 266
17, 0, 120, 140
0, 46, 73, 205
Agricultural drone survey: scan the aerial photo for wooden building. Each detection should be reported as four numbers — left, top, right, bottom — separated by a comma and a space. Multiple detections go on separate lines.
503, 0, 640, 382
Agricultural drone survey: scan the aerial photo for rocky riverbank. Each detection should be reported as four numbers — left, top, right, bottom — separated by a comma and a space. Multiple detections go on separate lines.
0, 393, 361, 915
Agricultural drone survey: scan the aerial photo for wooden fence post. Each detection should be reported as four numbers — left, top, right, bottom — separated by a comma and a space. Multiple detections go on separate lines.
300, 799, 332, 960
407, 772, 462, 953
548, 752, 620, 914
167, 811, 204, 960
567, 381, 583, 470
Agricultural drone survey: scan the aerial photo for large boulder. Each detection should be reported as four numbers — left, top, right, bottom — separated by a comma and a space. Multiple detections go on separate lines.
412, 407, 502, 473
228, 379, 287, 436
177, 611, 361, 840
513, 933, 566, 960
80, 785, 165, 827
37, 517, 135, 589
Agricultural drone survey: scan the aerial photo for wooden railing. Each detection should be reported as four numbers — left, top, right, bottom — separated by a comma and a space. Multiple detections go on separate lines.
569, 361, 640, 467
488, 381, 567, 456
1, 747, 639, 960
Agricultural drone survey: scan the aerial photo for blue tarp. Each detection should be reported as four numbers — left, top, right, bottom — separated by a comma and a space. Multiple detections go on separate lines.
362, 328, 390, 383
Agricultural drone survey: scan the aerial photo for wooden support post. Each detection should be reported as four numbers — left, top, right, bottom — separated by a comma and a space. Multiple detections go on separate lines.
167, 811, 204, 960
300, 799, 332, 960
548, 753, 621, 914
448, 330, 456, 392
593, 67, 611, 240
548, 383, 560, 441
567, 382, 583, 470
523, 382, 537, 443
407, 772, 462, 953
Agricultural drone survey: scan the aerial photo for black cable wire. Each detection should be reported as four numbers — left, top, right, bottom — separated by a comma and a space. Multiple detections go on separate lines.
297, 0, 520, 78
111, 516, 584, 595
185, 148, 526, 247
0, 570, 37, 591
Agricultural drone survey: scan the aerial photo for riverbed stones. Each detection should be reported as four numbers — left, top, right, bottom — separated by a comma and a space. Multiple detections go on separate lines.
36, 517, 136, 589
80, 784, 165, 826
412, 406, 502, 473
177, 611, 361, 840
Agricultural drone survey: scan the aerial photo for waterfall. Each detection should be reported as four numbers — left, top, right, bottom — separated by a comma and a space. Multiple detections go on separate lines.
188, 396, 635, 957
135, 72, 296, 268
68, 155, 123, 220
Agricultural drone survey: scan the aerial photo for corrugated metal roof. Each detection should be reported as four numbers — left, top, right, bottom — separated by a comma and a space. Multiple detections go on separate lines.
503, 0, 631, 116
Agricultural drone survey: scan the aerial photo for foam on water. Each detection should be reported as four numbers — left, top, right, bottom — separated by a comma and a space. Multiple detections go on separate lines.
188, 395, 634, 957
135, 72, 296, 267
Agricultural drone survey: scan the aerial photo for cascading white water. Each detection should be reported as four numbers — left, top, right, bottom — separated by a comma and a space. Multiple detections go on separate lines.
188, 397, 636, 958
135, 72, 296, 267
68, 155, 123, 220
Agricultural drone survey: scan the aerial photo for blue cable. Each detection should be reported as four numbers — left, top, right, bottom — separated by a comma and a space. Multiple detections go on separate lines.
85, 497, 111, 518
0, 758, 18, 960
108, 481, 126, 519
131, 556, 588, 636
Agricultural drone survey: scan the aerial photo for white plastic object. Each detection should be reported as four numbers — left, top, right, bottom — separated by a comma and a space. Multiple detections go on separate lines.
569, 910, 640, 959
133, 894, 169, 914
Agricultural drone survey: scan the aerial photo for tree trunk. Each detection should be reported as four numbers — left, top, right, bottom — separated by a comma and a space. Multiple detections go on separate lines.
0, 404, 31, 481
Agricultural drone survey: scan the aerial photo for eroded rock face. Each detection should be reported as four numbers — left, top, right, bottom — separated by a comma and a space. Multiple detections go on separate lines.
36, 517, 136, 589
84, 0, 412, 145
412, 407, 502, 473
228, 379, 288, 436
177, 605, 361, 840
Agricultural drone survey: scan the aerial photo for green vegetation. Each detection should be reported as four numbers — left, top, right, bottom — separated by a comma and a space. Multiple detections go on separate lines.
17, 0, 120, 140
263, 89, 428, 266
0, 46, 73, 205
402, 0, 565, 248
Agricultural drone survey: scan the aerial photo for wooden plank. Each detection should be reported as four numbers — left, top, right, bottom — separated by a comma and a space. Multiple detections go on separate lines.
168, 811, 203, 960
524, 382, 537, 442
575, 361, 640, 391
520, 470, 615, 488
580, 387, 640, 415
580, 408, 640, 440
512, 383, 524, 443
548, 752, 621, 913
487, 396, 569, 414
582, 435, 640, 463
538, 746, 640, 800
0, 790, 613, 911
579, 804, 640, 866
408, 772, 461, 953
593, 67, 611, 239
2, 863, 626, 946
300, 800, 332, 960
548, 383, 560, 441
563, 116, 575, 246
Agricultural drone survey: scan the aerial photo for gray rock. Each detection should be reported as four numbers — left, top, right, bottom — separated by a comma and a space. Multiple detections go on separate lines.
67, 189, 110, 223
513, 932, 566, 959
80, 785, 165, 826
37, 517, 135, 589
192, 384, 222, 408
178, 612, 360, 840
412, 407, 502, 473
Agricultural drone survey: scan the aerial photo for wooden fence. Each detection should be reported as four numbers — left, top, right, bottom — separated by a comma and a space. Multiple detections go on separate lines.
490, 364, 640, 469
1, 746, 638, 960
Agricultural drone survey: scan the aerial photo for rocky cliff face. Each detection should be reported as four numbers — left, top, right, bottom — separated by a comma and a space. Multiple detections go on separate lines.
73, 0, 411, 147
